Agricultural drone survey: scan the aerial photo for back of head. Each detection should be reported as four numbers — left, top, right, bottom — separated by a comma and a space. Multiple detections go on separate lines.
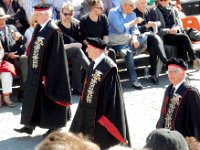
35, 131, 100, 150
185, 136, 200, 150
144, 129, 189, 150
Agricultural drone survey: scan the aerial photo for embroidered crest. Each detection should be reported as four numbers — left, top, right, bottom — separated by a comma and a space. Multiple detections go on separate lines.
86, 70, 102, 103
165, 93, 182, 129
32, 37, 44, 68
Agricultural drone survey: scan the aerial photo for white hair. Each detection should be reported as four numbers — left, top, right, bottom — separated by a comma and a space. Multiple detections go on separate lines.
121, 0, 136, 5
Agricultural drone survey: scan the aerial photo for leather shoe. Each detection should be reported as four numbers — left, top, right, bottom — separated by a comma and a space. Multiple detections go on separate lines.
14, 126, 33, 135
42, 129, 59, 137
72, 89, 82, 96
132, 80, 143, 90
151, 76, 159, 85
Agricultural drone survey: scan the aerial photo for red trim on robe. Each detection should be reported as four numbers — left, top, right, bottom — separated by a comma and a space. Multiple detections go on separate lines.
42, 76, 71, 106
0, 60, 16, 76
34, 8, 49, 11
98, 115, 127, 144
162, 96, 169, 115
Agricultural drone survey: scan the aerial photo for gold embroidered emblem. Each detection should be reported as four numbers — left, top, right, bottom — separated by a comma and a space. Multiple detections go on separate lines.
86, 70, 102, 103
32, 37, 44, 68
165, 93, 182, 129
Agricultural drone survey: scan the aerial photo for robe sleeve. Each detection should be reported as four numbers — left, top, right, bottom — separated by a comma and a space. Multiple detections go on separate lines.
44, 29, 71, 103
186, 88, 200, 140
97, 68, 127, 144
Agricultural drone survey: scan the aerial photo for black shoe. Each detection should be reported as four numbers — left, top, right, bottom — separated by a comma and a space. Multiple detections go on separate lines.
14, 127, 33, 135
132, 80, 143, 90
42, 129, 59, 137
72, 89, 82, 96
151, 77, 159, 85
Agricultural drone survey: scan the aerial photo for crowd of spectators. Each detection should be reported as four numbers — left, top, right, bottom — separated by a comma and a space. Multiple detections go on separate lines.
0, 0, 199, 103
1, 0, 200, 149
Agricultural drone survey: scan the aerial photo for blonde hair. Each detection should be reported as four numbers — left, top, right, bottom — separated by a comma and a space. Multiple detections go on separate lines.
61, 2, 74, 13
35, 131, 100, 150
28, 13, 37, 27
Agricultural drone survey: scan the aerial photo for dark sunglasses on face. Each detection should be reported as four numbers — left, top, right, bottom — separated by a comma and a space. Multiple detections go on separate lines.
62, 12, 73, 16
94, 6, 104, 10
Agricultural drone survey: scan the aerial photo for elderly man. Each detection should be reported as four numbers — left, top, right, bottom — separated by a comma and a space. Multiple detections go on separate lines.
108, 0, 147, 89
0, 7, 27, 101
134, 0, 168, 85
157, 58, 200, 141
70, 37, 131, 149
14, 3, 71, 137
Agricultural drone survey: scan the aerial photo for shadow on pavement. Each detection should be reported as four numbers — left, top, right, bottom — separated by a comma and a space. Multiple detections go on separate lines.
0, 135, 43, 150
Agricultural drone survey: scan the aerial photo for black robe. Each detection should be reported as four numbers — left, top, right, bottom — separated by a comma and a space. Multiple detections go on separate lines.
20, 20, 71, 129
157, 82, 200, 140
70, 56, 131, 149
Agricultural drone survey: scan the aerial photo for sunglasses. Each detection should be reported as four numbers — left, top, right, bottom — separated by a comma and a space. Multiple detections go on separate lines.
62, 12, 73, 16
94, 7, 104, 10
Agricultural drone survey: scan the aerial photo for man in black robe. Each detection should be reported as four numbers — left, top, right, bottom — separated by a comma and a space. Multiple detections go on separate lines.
70, 37, 131, 149
157, 58, 200, 141
14, 3, 71, 136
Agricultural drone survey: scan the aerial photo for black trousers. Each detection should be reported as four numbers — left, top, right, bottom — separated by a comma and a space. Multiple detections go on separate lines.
163, 33, 196, 61
147, 34, 168, 76
66, 47, 90, 92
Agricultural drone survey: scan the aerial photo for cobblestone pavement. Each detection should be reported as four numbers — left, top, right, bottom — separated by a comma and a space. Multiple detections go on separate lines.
0, 68, 199, 150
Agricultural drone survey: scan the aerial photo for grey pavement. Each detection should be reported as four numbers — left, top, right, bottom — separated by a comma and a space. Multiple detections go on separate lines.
0, 68, 200, 150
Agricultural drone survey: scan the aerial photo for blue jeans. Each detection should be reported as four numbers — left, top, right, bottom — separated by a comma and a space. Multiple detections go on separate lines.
112, 45, 137, 82
112, 35, 147, 82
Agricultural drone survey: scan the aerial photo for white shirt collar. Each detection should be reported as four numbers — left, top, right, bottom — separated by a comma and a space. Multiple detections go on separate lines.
93, 53, 105, 70
174, 79, 185, 93
40, 19, 51, 32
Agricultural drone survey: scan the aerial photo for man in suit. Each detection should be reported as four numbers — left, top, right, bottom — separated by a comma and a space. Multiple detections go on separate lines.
157, 58, 200, 141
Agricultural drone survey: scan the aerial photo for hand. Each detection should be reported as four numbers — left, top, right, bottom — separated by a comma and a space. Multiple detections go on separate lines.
146, 21, 155, 28
135, 17, 144, 24
169, 28, 177, 35
71, 43, 82, 48
8, 52, 19, 59
155, 21, 161, 27
12, 31, 22, 41
132, 41, 140, 49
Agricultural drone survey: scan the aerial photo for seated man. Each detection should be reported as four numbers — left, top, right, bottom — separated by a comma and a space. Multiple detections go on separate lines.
57, 2, 90, 95
134, 0, 169, 85
108, 0, 147, 89
0, 7, 27, 101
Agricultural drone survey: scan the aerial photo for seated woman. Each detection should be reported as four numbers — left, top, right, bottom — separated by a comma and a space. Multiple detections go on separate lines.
0, 41, 16, 108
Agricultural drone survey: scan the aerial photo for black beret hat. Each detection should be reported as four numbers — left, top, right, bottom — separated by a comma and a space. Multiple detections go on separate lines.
33, 3, 52, 11
166, 57, 188, 71
144, 129, 189, 150
87, 37, 108, 50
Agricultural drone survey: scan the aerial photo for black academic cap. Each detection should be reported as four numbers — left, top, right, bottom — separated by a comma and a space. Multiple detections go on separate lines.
144, 129, 189, 150
33, 3, 52, 11
87, 37, 108, 50
166, 57, 188, 71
